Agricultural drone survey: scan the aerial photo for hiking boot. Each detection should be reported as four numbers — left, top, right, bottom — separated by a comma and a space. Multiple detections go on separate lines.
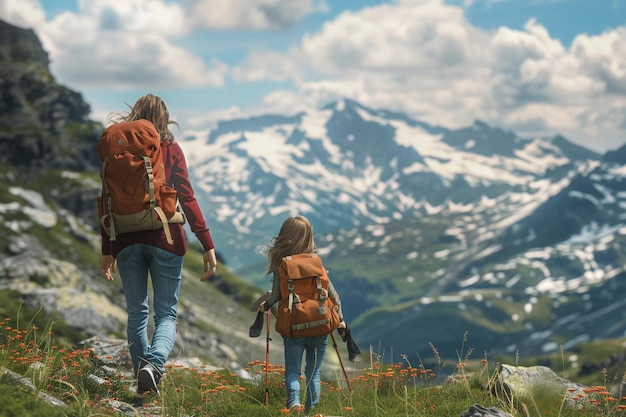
137, 364, 161, 397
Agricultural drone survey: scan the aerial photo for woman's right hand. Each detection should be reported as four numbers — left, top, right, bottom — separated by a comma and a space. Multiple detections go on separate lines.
100, 255, 116, 281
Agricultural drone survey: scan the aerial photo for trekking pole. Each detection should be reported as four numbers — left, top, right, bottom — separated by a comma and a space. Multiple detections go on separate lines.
265, 309, 271, 405
330, 331, 352, 392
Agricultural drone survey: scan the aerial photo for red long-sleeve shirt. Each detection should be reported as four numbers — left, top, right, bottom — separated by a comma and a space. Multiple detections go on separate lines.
100, 140, 214, 257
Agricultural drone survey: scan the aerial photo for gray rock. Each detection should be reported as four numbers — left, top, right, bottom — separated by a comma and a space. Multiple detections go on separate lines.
6, 235, 44, 255
79, 337, 133, 370
460, 404, 513, 417
497, 364, 588, 406
0, 367, 66, 408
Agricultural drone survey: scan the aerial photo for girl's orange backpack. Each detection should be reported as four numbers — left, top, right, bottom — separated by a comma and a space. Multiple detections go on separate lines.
274, 253, 341, 337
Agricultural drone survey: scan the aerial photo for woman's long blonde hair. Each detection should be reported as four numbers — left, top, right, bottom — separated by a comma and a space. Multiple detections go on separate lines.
266, 216, 316, 274
107, 93, 178, 142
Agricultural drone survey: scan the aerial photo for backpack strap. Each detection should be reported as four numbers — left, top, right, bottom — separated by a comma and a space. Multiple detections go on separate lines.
293, 318, 330, 332
142, 156, 156, 209
282, 256, 297, 312
154, 206, 174, 244
316, 276, 328, 302
288, 279, 294, 312
100, 159, 117, 240
286, 278, 301, 312
162, 140, 173, 183
142, 155, 175, 244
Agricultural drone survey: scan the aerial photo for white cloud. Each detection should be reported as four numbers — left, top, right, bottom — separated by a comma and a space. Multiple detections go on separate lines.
0, 0, 327, 91
232, 49, 303, 83
488, 22, 626, 142
186, 0, 328, 30
48, 27, 228, 90
233, 0, 626, 150
300, 1, 488, 73
236, 0, 495, 127
1, 0, 227, 90
571, 27, 626, 94
186, 106, 246, 128
76, 0, 188, 36
0, 0, 46, 29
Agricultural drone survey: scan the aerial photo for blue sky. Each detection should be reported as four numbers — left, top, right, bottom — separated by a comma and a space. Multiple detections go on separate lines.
1, 0, 625, 152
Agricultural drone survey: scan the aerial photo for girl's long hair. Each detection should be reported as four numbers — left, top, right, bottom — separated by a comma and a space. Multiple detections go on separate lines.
106, 93, 178, 142
266, 216, 316, 274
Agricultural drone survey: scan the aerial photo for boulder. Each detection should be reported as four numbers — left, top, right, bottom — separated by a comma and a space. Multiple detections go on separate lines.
460, 404, 513, 417
496, 364, 588, 406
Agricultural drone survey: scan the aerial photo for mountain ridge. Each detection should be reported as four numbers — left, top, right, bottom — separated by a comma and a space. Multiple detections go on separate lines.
183, 97, 601, 272
177, 97, 626, 362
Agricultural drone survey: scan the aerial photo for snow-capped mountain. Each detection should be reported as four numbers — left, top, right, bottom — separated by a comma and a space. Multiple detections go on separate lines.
182, 98, 599, 274
321, 141, 626, 361
179, 98, 626, 361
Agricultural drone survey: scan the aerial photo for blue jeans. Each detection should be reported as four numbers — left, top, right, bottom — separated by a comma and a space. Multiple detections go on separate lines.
116, 244, 183, 376
283, 335, 328, 411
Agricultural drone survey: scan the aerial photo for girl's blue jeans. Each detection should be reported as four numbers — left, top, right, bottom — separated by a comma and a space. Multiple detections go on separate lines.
116, 244, 183, 376
283, 334, 328, 411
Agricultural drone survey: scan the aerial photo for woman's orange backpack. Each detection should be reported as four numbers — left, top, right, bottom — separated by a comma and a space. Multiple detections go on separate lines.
274, 253, 341, 338
96, 119, 184, 244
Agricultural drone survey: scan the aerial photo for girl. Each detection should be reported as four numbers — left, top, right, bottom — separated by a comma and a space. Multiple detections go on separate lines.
259, 215, 346, 413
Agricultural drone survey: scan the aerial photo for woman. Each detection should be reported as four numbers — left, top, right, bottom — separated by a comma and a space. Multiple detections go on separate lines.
259, 215, 346, 413
99, 94, 217, 396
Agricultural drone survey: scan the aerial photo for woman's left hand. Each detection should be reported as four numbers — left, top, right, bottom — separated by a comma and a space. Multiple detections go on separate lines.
201, 249, 217, 281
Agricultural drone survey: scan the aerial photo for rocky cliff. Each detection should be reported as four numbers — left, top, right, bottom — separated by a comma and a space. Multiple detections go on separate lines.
0, 20, 101, 173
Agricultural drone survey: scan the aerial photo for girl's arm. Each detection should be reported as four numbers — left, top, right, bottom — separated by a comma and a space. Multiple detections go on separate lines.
260, 271, 281, 311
